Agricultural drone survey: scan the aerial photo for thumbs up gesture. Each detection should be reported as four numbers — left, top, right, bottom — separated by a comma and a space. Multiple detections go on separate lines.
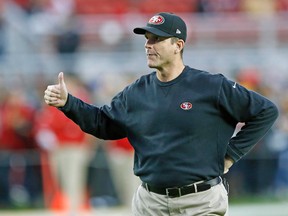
44, 72, 68, 107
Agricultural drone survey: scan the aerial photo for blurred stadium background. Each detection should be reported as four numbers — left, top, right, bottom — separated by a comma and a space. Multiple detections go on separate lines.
0, 0, 288, 215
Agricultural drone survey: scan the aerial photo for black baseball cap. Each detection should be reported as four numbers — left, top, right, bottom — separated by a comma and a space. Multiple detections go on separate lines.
133, 12, 187, 42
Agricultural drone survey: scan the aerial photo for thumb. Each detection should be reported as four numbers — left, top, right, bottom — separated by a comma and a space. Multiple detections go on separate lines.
57, 72, 68, 106
58, 72, 65, 88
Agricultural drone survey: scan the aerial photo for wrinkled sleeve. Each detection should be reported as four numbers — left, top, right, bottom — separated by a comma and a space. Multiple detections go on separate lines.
59, 92, 127, 140
218, 76, 279, 162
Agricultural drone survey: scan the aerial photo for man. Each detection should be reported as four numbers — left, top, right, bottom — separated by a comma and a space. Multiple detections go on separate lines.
44, 12, 278, 216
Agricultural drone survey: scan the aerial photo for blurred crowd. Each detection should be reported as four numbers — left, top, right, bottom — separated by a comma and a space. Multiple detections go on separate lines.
6, 0, 288, 14
0, 0, 288, 212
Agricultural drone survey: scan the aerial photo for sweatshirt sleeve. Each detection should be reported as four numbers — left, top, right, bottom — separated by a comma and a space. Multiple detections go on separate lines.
218, 76, 279, 162
58, 93, 127, 140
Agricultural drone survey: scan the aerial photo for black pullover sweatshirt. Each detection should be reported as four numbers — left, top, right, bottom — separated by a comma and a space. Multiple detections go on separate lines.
59, 66, 278, 187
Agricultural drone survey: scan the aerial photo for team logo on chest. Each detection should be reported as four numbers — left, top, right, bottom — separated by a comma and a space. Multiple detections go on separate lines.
180, 102, 193, 110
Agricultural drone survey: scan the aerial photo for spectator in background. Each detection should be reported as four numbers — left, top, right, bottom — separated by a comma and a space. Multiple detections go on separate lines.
88, 71, 140, 207
0, 89, 36, 150
34, 73, 93, 214
0, 87, 41, 207
196, 0, 241, 13
12, 0, 50, 15
107, 138, 140, 207
227, 68, 279, 196
52, 12, 81, 73
273, 94, 288, 197
241, 0, 276, 15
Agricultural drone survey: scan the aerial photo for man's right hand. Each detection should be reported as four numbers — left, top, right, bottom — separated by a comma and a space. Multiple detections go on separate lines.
224, 156, 234, 174
44, 72, 68, 107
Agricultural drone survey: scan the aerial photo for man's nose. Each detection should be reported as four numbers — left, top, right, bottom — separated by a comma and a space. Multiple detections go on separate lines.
145, 40, 152, 49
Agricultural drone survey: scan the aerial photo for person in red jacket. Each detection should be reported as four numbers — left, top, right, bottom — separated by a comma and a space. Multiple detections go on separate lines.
0, 90, 36, 151
107, 138, 140, 207
34, 73, 93, 214
0, 89, 40, 207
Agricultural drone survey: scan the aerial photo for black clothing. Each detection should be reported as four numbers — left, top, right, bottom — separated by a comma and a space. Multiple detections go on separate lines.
60, 66, 278, 187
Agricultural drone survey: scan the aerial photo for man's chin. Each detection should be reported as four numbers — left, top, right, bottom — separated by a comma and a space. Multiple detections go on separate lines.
147, 63, 157, 69
147, 65, 154, 69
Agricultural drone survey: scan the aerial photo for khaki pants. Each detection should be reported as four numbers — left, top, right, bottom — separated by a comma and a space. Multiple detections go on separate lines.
108, 149, 141, 207
50, 145, 91, 213
132, 182, 229, 216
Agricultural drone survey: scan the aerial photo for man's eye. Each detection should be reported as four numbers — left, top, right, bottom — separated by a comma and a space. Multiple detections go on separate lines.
156, 37, 165, 42
156, 37, 167, 42
145, 35, 164, 43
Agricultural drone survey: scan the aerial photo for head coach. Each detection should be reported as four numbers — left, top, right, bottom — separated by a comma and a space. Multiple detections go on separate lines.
44, 12, 278, 215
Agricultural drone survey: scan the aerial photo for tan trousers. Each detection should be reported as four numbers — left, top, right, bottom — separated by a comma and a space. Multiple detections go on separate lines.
50, 145, 91, 213
108, 149, 141, 207
132, 181, 229, 216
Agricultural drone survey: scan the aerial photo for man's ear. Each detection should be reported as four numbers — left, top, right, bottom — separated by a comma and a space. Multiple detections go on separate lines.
175, 40, 184, 53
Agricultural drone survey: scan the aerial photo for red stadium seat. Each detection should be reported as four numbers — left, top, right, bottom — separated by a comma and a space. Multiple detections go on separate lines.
74, 0, 129, 14
138, 0, 197, 14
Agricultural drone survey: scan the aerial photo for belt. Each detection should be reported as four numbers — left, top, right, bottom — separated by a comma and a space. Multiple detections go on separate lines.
142, 176, 221, 198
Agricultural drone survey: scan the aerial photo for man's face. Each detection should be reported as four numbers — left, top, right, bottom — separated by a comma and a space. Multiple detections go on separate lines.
144, 32, 177, 70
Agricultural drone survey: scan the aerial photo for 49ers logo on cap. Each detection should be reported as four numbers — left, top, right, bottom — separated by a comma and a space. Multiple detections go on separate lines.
148, 15, 165, 25
180, 102, 193, 110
